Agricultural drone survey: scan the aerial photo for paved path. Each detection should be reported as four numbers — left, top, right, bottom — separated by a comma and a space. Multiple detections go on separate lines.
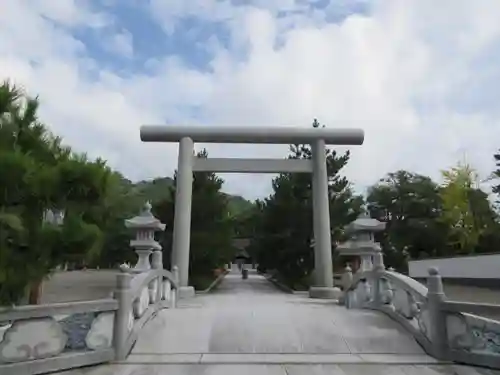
62, 268, 499, 374
131, 268, 425, 356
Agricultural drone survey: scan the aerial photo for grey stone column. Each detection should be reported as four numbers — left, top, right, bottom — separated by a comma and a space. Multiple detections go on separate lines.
312, 190, 320, 286
172, 137, 195, 298
309, 139, 336, 299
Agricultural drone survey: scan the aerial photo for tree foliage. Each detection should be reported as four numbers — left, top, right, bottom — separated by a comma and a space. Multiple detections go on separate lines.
490, 150, 500, 212
152, 149, 235, 289
3, 79, 500, 303
368, 165, 500, 270
367, 170, 447, 266
0, 82, 120, 305
439, 162, 498, 255
252, 119, 362, 286
0, 80, 256, 303
439, 163, 479, 254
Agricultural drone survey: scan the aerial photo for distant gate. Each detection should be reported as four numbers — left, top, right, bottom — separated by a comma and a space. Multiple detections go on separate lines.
140, 125, 364, 299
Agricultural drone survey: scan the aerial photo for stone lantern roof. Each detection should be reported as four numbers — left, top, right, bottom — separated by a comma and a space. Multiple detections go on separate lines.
336, 212, 386, 256
345, 212, 386, 234
125, 202, 166, 231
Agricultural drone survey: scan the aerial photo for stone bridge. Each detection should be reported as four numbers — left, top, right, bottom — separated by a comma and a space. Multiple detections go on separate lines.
1, 264, 499, 375
1, 125, 500, 374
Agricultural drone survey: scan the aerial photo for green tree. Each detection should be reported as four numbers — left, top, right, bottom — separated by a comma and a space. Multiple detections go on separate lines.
90, 172, 144, 269
439, 162, 492, 255
252, 119, 362, 286
492, 150, 500, 201
152, 149, 234, 289
152, 196, 175, 270
464, 151, 500, 255
0, 81, 116, 305
468, 188, 500, 254
367, 170, 446, 266
0, 81, 64, 304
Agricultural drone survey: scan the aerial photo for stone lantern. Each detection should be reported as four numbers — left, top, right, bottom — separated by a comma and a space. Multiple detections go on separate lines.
336, 212, 386, 274
43, 209, 65, 226
125, 202, 166, 273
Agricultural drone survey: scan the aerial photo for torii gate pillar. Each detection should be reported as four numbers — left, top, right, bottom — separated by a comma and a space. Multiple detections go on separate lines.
309, 138, 336, 298
171, 137, 195, 298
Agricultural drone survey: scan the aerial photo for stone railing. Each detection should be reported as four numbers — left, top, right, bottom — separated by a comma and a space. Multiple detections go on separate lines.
0, 299, 118, 375
0, 260, 178, 375
113, 264, 178, 361
342, 251, 500, 369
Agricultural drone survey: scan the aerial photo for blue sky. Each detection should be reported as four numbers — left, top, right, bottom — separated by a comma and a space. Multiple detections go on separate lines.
75, 2, 214, 72
74, 0, 372, 75
1, 0, 500, 199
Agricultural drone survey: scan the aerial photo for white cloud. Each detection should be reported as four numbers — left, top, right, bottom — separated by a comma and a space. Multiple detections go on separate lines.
104, 29, 134, 58
1, 0, 500, 200
28, 0, 111, 28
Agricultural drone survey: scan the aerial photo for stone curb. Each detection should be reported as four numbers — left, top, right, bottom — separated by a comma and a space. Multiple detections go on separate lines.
264, 275, 295, 294
196, 270, 230, 294
124, 353, 446, 365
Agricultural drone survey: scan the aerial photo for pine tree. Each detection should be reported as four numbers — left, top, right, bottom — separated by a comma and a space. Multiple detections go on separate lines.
153, 149, 234, 289
252, 119, 362, 286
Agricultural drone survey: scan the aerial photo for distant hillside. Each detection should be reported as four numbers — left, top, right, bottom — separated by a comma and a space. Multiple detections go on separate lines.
224, 193, 255, 216
119, 176, 254, 216
130, 177, 175, 203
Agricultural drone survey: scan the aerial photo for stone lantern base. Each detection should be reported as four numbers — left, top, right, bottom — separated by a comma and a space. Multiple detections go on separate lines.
178, 286, 196, 299
309, 286, 341, 300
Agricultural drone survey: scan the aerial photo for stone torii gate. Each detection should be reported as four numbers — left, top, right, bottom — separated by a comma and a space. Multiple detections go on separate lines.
140, 125, 364, 299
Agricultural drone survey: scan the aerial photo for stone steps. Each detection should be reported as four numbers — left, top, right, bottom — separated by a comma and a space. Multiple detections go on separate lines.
68, 362, 499, 375
123, 352, 443, 365
106, 353, 497, 375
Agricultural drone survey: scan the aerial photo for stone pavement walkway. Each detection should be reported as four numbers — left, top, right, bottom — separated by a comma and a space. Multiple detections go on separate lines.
62, 268, 500, 374
131, 268, 426, 356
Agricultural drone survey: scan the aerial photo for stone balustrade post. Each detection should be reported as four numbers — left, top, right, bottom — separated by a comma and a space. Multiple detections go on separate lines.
372, 249, 385, 271
151, 251, 163, 302
113, 270, 133, 361
427, 267, 448, 360
372, 249, 385, 306
339, 265, 353, 306
171, 265, 179, 308
172, 265, 179, 285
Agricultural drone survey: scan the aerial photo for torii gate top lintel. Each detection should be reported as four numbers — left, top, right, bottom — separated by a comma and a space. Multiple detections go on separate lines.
140, 125, 364, 145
